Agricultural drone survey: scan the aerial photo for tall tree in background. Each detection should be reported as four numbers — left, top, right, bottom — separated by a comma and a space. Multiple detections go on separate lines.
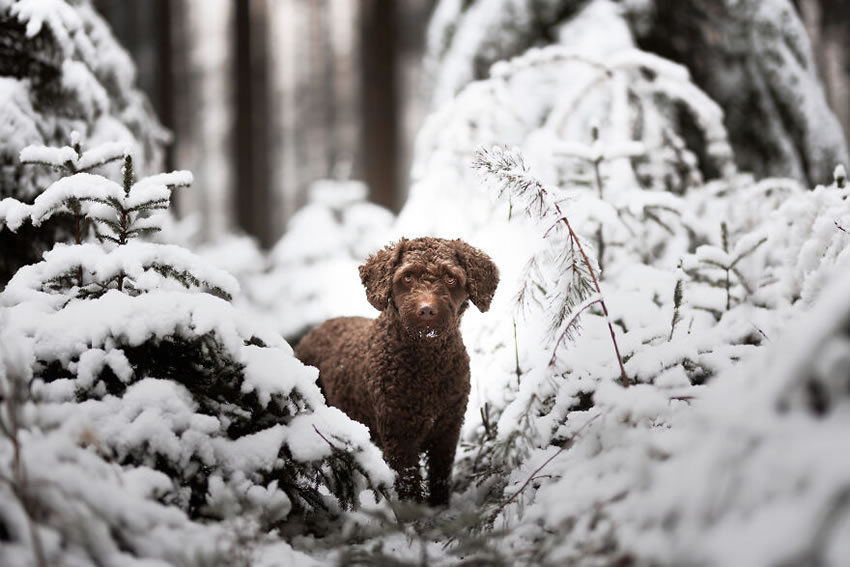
359, 0, 400, 210
234, 0, 272, 246
797, 0, 850, 159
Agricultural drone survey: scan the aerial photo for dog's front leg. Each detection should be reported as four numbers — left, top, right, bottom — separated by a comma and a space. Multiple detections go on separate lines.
375, 411, 425, 503
425, 420, 461, 506
383, 440, 423, 502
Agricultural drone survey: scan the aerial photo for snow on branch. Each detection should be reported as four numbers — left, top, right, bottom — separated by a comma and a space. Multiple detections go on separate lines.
18, 144, 78, 169
28, 173, 124, 225
473, 145, 629, 385
14, 241, 240, 300
11, 0, 84, 55
20, 136, 126, 173
133, 170, 194, 190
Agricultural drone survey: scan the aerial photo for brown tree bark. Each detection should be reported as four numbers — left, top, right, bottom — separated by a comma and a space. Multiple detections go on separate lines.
234, 0, 272, 247
359, 0, 400, 211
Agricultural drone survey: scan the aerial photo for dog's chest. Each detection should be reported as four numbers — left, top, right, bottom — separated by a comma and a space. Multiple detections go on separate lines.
373, 347, 469, 405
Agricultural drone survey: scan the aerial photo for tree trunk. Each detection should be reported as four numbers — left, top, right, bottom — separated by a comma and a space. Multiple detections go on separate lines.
234, 0, 272, 246
359, 0, 399, 211
637, 0, 848, 186
797, 0, 850, 160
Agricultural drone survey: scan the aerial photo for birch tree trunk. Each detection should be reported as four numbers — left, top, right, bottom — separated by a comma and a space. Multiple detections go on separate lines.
170, 0, 235, 240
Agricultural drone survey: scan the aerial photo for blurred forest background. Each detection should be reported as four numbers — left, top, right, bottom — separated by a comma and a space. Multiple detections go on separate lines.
93, 0, 434, 248
90, 0, 850, 249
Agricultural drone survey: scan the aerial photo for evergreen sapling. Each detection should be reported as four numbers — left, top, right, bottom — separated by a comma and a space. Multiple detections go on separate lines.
2, 133, 229, 300
473, 145, 629, 386
0, 135, 394, 558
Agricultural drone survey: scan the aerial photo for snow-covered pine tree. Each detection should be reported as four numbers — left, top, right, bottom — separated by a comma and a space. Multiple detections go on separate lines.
0, 0, 168, 284
0, 136, 393, 565
426, 0, 847, 186
1, 134, 222, 300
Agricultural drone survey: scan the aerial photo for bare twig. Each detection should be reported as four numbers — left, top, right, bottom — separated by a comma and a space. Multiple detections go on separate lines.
495, 413, 601, 518
512, 319, 522, 386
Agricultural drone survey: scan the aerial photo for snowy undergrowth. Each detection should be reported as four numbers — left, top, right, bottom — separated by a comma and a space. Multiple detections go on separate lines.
276, 34, 850, 565
439, 49, 850, 566
0, 137, 393, 567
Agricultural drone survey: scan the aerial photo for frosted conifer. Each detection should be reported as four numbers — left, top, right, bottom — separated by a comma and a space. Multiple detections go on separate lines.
0, 0, 168, 283
0, 136, 393, 565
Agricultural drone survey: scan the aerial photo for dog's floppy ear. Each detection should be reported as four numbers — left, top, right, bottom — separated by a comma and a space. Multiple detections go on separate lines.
452, 239, 499, 312
359, 239, 407, 311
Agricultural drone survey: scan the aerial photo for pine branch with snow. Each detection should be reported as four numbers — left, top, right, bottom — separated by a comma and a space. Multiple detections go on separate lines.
681, 222, 768, 317
19, 130, 126, 174
473, 145, 629, 385
1, 136, 240, 301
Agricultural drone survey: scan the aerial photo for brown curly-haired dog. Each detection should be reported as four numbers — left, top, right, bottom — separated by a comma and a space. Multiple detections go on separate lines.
295, 237, 498, 505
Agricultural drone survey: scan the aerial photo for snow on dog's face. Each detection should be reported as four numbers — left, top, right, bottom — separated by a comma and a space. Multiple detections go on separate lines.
359, 237, 499, 341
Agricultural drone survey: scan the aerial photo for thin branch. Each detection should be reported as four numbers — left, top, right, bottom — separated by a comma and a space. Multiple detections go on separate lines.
551, 204, 629, 385
312, 425, 340, 451
495, 413, 601, 518
474, 147, 630, 386
549, 295, 602, 366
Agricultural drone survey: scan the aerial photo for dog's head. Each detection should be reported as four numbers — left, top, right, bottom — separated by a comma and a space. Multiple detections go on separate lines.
359, 237, 499, 340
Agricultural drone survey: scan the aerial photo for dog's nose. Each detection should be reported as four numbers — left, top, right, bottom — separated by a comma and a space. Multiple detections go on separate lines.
418, 303, 437, 319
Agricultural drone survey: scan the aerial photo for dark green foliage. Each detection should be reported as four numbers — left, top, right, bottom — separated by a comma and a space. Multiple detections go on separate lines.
669, 276, 683, 340
0, 13, 62, 99
35, 329, 368, 522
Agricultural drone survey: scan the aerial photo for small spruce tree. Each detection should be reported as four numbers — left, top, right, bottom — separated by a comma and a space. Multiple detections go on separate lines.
0, 135, 392, 552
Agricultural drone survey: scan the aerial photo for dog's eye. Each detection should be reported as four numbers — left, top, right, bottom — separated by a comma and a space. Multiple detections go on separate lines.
404, 274, 413, 283
446, 274, 455, 284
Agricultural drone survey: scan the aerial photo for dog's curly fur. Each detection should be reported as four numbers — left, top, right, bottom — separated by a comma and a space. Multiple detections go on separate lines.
295, 237, 499, 505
